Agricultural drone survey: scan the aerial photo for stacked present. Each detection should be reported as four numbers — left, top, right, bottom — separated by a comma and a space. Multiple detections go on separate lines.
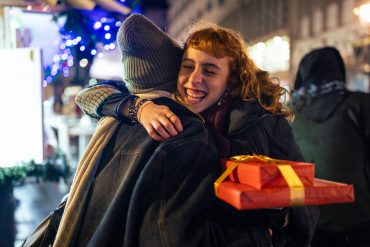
214, 155, 354, 210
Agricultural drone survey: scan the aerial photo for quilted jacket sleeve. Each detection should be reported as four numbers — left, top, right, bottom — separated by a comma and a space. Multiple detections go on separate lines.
75, 82, 131, 119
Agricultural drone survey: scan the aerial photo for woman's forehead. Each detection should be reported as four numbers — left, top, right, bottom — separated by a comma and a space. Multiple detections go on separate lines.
182, 47, 230, 73
183, 47, 228, 62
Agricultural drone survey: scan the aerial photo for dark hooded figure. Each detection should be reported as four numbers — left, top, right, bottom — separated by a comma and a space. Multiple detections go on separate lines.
292, 46, 370, 247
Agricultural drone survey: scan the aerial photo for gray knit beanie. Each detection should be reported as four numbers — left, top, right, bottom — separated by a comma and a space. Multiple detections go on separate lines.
117, 14, 182, 94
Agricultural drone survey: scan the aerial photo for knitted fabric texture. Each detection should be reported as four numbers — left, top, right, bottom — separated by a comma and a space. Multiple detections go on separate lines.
117, 13, 182, 94
75, 84, 122, 118
54, 117, 119, 247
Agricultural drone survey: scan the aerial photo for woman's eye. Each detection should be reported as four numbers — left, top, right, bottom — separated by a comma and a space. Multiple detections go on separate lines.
204, 70, 216, 75
182, 65, 194, 71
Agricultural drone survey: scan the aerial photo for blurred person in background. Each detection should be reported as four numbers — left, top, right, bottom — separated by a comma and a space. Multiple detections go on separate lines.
292, 46, 370, 247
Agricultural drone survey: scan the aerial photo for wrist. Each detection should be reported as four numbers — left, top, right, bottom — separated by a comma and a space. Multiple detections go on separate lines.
128, 97, 151, 123
136, 100, 153, 123
127, 96, 139, 123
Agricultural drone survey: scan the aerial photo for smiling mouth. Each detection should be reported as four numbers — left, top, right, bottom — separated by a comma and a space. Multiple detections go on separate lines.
184, 88, 207, 104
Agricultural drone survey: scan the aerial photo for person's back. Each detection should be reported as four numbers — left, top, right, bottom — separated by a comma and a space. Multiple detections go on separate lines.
292, 46, 370, 246
75, 97, 216, 246
75, 97, 272, 247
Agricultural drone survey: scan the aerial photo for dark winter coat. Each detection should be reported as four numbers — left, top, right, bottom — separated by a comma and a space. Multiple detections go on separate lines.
224, 99, 319, 246
74, 97, 272, 247
75, 82, 319, 246
292, 46, 370, 232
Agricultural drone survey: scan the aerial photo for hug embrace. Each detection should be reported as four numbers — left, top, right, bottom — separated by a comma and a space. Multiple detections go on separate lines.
26, 13, 319, 247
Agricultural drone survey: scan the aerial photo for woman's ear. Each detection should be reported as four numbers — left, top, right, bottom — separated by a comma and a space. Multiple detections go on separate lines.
227, 75, 239, 97
216, 86, 232, 106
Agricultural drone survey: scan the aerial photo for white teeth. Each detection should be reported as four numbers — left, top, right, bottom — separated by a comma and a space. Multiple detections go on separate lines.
185, 88, 206, 99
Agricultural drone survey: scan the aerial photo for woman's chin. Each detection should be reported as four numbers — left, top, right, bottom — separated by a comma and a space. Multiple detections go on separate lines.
183, 98, 204, 113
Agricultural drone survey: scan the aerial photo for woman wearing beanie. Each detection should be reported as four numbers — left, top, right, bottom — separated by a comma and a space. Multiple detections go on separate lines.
76, 15, 318, 246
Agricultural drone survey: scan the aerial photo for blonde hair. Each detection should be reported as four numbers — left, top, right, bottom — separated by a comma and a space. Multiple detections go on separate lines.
183, 23, 293, 118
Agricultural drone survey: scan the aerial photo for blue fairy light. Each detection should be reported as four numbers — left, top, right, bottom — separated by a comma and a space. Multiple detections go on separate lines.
93, 21, 102, 30
44, 4, 140, 84
59, 43, 66, 50
53, 54, 61, 63
66, 40, 73, 46
105, 33, 111, 39
67, 59, 74, 67
51, 69, 58, 76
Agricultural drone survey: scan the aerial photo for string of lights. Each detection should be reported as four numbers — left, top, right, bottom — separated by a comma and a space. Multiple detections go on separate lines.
43, 0, 141, 86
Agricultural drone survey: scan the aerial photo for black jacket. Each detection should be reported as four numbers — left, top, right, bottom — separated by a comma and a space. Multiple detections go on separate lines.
75, 97, 271, 247
292, 46, 370, 232
224, 99, 319, 247
76, 82, 319, 246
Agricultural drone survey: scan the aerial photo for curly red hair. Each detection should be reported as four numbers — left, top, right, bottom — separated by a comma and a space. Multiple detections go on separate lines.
184, 25, 293, 118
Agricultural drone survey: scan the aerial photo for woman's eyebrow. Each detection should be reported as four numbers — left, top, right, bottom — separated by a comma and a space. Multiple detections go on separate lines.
202, 63, 221, 70
182, 57, 221, 71
182, 57, 193, 62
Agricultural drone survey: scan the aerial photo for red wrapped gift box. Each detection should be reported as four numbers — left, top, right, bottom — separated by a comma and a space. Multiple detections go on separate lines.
216, 178, 354, 210
222, 156, 314, 189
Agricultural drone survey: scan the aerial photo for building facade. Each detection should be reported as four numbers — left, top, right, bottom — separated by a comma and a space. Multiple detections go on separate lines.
166, 0, 369, 91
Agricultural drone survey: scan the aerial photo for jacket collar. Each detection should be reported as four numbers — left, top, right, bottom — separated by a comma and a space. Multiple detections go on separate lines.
226, 98, 270, 135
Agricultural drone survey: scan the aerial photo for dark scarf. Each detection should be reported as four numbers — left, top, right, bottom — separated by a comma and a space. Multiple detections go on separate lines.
201, 98, 233, 158
292, 80, 347, 111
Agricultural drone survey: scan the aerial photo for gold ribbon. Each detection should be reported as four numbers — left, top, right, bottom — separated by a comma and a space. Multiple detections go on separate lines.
214, 155, 305, 206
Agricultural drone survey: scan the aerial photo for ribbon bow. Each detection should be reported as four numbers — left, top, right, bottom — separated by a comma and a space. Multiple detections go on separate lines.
214, 155, 305, 206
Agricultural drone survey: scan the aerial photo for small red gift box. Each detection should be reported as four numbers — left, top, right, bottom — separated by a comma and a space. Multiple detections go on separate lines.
222, 156, 314, 189
216, 178, 354, 210
221, 155, 315, 189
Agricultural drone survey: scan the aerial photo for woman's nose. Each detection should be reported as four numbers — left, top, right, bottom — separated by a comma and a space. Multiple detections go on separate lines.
189, 69, 202, 85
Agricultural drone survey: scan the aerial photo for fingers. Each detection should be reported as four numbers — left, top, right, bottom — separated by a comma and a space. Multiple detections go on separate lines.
167, 114, 183, 132
143, 123, 165, 142
152, 119, 171, 139
137, 103, 184, 141
159, 115, 178, 136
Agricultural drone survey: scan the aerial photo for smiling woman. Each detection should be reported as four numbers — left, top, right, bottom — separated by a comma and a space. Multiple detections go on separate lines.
76, 23, 292, 140
176, 47, 230, 113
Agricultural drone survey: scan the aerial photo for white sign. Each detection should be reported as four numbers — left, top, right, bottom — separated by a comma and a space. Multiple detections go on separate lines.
0, 48, 44, 166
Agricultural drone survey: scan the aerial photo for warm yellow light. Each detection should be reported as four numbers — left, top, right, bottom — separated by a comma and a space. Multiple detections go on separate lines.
79, 58, 89, 67
358, 3, 370, 24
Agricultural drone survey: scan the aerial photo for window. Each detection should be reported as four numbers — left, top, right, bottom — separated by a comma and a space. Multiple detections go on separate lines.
301, 15, 310, 38
313, 9, 323, 34
342, 0, 355, 24
326, 3, 338, 29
